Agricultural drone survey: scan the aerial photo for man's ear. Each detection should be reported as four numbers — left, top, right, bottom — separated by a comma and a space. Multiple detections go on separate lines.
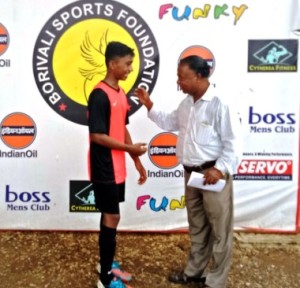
196, 73, 203, 80
108, 60, 115, 70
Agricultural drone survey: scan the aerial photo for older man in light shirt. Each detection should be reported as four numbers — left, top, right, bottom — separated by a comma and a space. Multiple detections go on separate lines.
135, 55, 242, 288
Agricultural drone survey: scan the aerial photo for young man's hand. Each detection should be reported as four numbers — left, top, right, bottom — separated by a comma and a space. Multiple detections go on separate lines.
128, 143, 147, 157
134, 160, 147, 185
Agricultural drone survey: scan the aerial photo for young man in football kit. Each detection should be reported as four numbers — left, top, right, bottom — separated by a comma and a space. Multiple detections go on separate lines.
88, 41, 147, 288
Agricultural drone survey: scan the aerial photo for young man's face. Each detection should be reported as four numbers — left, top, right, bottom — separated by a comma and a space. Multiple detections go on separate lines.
177, 63, 200, 95
110, 55, 134, 81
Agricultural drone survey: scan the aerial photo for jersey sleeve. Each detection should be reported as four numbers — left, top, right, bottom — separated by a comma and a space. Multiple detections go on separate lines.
88, 89, 110, 134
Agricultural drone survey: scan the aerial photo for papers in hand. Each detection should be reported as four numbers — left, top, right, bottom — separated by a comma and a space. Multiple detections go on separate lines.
187, 171, 226, 192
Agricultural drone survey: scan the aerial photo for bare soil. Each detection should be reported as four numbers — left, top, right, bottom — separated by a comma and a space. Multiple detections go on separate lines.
0, 231, 299, 288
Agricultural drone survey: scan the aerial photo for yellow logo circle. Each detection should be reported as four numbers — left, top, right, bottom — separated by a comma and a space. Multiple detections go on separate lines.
33, 1, 159, 125
53, 19, 140, 106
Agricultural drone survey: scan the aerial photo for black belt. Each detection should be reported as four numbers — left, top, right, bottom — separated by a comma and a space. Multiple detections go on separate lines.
183, 160, 216, 174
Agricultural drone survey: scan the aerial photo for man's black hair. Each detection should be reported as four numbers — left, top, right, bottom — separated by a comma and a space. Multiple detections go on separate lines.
105, 41, 135, 66
179, 55, 210, 78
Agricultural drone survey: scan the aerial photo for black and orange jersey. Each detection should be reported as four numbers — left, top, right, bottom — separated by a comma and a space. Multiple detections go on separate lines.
88, 81, 130, 184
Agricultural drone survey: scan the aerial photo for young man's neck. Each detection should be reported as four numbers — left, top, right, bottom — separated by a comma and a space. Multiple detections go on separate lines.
103, 76, 119, 90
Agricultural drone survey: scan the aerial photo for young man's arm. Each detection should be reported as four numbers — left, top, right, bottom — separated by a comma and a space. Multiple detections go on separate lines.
125, 128, 147, 185
90, 133, 146, 158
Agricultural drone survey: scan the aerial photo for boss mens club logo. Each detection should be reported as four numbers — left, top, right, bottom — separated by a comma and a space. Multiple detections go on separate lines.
33, 0, 159, 125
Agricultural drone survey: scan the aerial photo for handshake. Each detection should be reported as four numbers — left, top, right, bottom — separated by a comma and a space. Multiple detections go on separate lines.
129, 142, 148, 157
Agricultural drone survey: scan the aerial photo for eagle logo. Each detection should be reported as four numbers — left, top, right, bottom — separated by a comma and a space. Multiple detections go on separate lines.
33, 1, 159, 125
79, 30, 109, 104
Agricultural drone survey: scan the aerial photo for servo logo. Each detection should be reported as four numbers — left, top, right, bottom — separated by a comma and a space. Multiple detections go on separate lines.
234, 159, 293, 181
179, 45, 215, 76
33, 0, 159, 125
248, 40, 298, 72
148, 132, 179, 169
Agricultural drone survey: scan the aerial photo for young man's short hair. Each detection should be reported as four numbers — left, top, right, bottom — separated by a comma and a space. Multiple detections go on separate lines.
105, 41, 135, 66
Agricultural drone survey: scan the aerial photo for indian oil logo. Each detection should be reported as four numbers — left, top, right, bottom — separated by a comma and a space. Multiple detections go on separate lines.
0, 23, 9, 57
32, 0, 159, 125
148, 132, 179, 169
0, 112, 37, 150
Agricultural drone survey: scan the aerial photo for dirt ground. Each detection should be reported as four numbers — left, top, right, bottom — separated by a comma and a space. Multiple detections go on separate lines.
0, 231, 300, 288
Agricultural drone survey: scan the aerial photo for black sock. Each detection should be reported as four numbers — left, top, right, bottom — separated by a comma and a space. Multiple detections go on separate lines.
99, 222, 117, 285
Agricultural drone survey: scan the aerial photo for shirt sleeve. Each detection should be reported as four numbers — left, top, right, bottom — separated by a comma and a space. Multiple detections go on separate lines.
148, 103, 179, 131
214, 103, 243, 175
88, 89, 110, 134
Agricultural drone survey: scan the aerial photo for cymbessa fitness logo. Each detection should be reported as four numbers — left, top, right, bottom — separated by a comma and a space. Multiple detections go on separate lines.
69, 180, 98, 212
33, 0, 159, 125
248, 40, 298, 72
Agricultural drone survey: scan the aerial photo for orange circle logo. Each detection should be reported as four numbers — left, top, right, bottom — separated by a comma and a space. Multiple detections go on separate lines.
179, 45, 215, 76
148, 132, 179, 169
0, 113, 37, 149
0, 23, 9, 56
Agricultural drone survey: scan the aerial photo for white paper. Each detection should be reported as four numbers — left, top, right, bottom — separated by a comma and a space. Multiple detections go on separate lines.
187, 172, 226, 192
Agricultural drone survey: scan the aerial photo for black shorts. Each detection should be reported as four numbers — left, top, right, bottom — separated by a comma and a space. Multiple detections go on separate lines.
93, 182, 125, 214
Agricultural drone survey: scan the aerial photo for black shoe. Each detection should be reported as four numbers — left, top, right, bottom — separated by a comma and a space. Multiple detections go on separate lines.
168, 271, 206, 284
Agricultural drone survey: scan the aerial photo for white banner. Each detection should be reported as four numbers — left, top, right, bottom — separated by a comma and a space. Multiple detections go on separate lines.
0, 0, 299, 232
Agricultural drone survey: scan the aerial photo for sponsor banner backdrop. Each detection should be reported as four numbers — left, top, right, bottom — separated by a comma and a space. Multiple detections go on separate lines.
0, 0, 299, 232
